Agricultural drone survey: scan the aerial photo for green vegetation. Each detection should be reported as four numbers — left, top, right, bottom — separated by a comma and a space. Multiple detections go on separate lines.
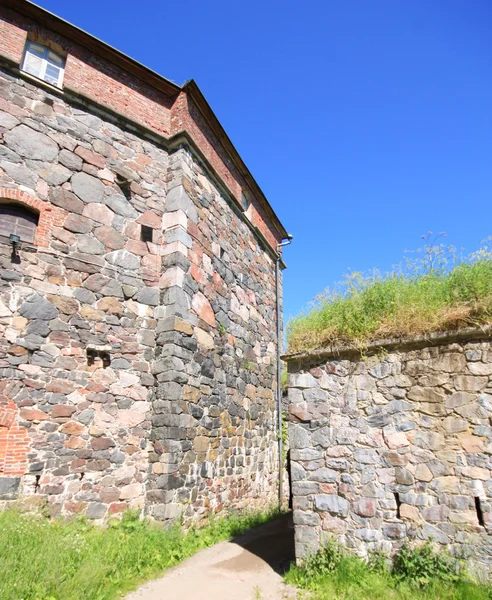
0, 506, 279, 600
287, 235, 492, 353
285, 539, 492, 600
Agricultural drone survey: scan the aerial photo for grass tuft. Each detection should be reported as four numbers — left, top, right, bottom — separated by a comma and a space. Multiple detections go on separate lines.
287, 235, 492, 354
0, 506, 280, 600
285, 539, 492, 600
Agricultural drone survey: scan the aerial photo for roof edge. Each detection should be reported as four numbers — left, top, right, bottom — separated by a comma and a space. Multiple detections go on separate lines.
9, 0, 181, 96
7, 0, 289, 242
183, 80, 289, 240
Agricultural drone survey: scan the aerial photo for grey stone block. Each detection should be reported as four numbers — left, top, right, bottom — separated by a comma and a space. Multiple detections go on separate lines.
314, 494, 349, 516
71, 171, 105, 203
19, 294, 58, 321
105, 193, 138, 218
165, 185, 198, 222
4, 124, 58, 161
0, 477, 20, 500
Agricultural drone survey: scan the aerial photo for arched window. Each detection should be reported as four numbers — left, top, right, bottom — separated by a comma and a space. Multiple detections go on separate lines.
22, 41, 65, 88
0, 203, 39, 244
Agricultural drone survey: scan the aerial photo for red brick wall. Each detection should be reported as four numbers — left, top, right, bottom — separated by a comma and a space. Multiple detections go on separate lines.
171, 92, 282, 249
0, 399, 29, 476
0, 6, 284, 249
0, 14, 25, 63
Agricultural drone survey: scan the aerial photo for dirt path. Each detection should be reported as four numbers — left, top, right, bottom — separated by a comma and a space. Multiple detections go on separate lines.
126, 513, 297, 600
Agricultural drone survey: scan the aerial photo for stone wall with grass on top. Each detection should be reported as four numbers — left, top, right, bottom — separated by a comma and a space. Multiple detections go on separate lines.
285, 330, 492, 575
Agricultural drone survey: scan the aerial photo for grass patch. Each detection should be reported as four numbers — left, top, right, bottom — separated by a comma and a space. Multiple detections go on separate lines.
287, 235, 492, 353
0, 506, 280, 600
285, 539, 492, 600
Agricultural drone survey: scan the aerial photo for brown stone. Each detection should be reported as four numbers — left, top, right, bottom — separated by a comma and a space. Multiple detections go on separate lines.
47, 294, 79, 315
65, 436, 86, 449
183, 386, 200, 403
75, 145, 106, 168
415, 463, 433, 482
97, 297, 124, 315
60, 421, 85, 435
192, 292, 216, 327
400, 504, 420, 521
94, 226, 126, 249
20, 408, 49, 421
91, 437, 115, 450
51, 405, 76, 418
137, 210, 161, 228
80, 305, 105, 321
458, 434, 484, 453
195, 327, 214, 349
194, 436, 209, 452
175, 319, 193, 335
383, 451, 408, 467
82, 203, 114, 226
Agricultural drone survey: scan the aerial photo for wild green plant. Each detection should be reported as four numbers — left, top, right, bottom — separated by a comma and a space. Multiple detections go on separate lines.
287, 235, 492, 353
285, 538, 492, 600
392, 541, 461, 587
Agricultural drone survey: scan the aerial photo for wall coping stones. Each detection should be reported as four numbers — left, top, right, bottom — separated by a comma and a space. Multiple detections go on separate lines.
283, 326, 492, 367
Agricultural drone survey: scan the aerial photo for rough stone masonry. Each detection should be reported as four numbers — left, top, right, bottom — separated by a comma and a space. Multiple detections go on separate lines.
285, 331, 492, 576
0, 3, 287, 522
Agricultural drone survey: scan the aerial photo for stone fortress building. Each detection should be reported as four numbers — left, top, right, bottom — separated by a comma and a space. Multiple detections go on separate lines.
0, 1, 289, 522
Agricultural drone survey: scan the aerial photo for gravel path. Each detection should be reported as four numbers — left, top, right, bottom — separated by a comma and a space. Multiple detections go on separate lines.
126, 513, 297, 600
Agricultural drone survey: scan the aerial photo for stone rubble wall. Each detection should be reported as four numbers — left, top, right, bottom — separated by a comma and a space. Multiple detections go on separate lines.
0, 68, 165, 518
0, 66, 280, 520
287, 336, 492, 574
146, 146, 280, 522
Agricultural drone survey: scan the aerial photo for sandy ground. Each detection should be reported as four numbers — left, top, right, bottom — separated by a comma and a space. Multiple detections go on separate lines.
126, 513, 298, 600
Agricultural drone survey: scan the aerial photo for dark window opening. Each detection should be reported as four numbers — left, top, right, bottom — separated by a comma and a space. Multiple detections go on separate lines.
475, 497, 485, 527
394, 492, 402, 519
240, 192, 250, 212
141, 225, 153, 243
87, 349, 111, 368
0, 203, 39, 244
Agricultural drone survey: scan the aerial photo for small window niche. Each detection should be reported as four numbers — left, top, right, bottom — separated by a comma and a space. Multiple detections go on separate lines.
240, 192, 250, 212
475, 496, 486, 527
141, 225, 153, 244
22, 41, 65, 88
0, 203, 39, 244
87, 347, 111, 368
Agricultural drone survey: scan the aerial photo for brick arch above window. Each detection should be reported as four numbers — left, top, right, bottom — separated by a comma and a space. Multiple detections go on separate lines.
0, 188, 66, 248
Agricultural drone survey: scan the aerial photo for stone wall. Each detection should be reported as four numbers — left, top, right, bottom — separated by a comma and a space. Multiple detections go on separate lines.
0, 63, 280, 521
286, 333, 492, 574
146, 146, 280, 522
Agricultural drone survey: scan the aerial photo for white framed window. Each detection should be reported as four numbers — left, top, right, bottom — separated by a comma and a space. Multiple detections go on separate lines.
21, 41, 65, 88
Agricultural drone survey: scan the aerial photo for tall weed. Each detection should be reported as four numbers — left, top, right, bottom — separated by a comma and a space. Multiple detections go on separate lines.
285, 539, 492, 600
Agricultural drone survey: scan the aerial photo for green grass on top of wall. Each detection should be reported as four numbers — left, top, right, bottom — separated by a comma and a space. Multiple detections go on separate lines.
0, 506, 280, 600
287, 236, 492, 354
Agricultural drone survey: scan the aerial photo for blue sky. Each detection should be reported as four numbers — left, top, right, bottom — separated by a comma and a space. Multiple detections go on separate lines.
35, 0, 492, 323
